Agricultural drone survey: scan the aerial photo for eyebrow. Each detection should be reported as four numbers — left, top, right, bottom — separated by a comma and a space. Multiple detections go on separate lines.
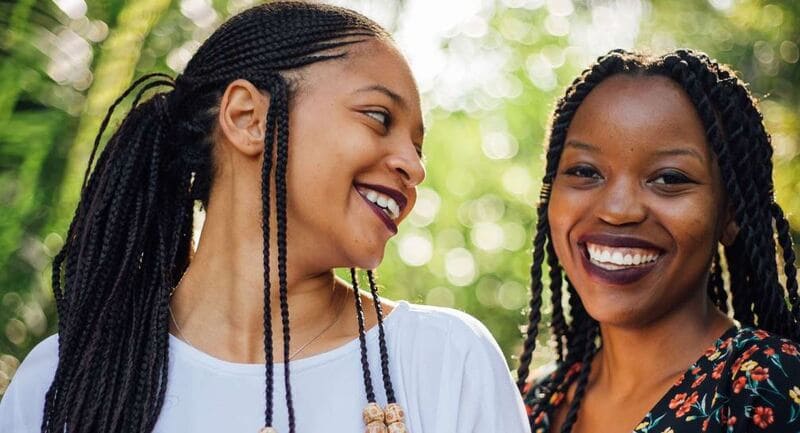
355, 84, 407, 109
653, 147, 705, 163
565, 139, 599, 152
566, 139, 705, 163
354, 84, 426, 141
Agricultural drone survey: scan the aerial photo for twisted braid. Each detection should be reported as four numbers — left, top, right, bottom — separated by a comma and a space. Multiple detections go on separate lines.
520, 49, 799, 433
351, 268, 376, 403
44, 2, 390, 432
366, 270, 396, 403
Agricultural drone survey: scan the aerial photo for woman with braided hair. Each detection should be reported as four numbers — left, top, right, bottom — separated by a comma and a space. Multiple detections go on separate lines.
0, 3, 528, 433
518, 49, 800, 433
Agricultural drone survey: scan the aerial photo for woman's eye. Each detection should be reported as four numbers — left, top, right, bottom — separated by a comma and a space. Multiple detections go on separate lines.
651, 171, 693, 185
364, 110, 390, 128
564, 165, 602, 179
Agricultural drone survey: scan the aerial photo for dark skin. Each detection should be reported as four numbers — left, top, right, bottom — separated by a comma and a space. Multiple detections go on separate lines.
546, 75, 739, 433
168, 39, 426, 364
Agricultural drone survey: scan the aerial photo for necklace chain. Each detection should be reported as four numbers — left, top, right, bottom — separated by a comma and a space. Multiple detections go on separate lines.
168, 278, 345, 361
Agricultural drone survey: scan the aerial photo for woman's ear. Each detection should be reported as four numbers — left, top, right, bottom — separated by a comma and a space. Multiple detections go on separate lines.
218, 79, 270, 157
720, 207, 740, 246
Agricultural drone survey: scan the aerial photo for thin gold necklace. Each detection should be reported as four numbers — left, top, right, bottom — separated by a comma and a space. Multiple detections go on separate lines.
168, 279, 346, 361
288, 286, 346, 360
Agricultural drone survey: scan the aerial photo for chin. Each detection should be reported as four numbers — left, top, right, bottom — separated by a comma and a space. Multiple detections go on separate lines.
346, 248, 385, 271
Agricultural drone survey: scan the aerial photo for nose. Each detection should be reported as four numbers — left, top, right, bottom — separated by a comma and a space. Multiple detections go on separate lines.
595, 176, 647, 226
386, 143, 425, 188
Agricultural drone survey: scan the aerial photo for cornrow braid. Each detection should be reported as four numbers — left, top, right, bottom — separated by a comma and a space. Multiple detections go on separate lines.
44, 3, 393, 433
520, 48, 799, 433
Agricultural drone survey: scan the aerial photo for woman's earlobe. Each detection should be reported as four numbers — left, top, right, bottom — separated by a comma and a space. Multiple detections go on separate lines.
218, 79, 270, 156
720, 214, 740, 246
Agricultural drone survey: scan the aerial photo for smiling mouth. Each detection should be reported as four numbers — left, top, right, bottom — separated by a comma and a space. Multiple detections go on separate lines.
585, 242, 661, 270
354, 183, 407, 234
577, 237, 664, 285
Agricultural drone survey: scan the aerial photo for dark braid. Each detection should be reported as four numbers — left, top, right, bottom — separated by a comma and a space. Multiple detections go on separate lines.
366, 269, 397, 403
547, 238, 567, 362
708, 251, 728, 314
559, 324, 598, 433
45, 3, 390, 432
520, 49, 800, 433
350, 268, 377, 403
260, 74, 279, 428
515, 209, 548, 391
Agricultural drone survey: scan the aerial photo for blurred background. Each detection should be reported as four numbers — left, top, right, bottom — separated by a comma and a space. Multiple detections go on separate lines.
1, 0, 798, 397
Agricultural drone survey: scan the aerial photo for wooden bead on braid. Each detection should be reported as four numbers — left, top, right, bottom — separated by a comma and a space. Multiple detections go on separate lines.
384, 403, 407, 432
363, 402, 385, 424
386, 422, 407, 433
258, 427, 278, 433
366, 421, 388, 433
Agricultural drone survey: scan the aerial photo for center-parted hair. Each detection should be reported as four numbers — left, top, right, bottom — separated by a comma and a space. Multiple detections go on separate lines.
45, 3, 399, 432
516, 49, 799, 433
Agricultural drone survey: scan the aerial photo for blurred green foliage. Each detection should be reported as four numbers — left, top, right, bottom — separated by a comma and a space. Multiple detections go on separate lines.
1, 0, 797, 396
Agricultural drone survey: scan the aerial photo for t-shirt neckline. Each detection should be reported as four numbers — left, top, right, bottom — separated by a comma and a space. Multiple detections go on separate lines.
168, 300, 409, 376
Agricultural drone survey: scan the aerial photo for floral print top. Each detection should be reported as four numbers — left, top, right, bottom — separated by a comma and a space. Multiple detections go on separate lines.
525, 327, 800, 433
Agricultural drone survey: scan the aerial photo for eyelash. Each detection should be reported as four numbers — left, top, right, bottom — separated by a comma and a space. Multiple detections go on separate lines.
562, 165, 696, 187
649, 170, 694, 185
563, 164, 602, 179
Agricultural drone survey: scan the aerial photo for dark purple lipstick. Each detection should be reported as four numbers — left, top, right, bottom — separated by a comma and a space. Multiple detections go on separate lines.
354, 183, 405, 235
577, 234, 664, 286
355, 182, 408, 212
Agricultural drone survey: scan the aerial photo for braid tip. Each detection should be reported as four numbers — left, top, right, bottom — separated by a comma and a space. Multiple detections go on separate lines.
259, 427, 278, 433
385, 403, 408, 432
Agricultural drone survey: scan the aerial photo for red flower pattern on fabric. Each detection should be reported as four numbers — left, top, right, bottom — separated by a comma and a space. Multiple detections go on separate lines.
753, 406, 774, 429
712, 362, 725, 380
750, 366, 769, 382
782, 343, 799, 356
733, 376, 747, 394
525, 328, 800, 433
692, 373, 707, 388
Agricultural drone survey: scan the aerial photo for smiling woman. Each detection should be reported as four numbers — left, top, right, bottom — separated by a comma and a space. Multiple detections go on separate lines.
517, 49, 800, 433
0, 3, 528, 433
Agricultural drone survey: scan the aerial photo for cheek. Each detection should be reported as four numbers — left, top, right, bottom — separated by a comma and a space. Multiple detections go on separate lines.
657, 195, 720, 252
546, 188, 582, 266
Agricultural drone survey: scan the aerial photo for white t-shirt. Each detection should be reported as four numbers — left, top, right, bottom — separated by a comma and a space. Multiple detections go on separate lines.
0, 301, 530, 433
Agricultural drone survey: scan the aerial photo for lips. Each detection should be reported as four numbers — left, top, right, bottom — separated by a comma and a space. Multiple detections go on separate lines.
577, 234, 665, 286
354, 182, 407, 235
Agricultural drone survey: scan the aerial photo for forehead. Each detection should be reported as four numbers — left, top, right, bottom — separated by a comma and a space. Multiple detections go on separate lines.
296, 38, 421, 111
566, 74, 710, 159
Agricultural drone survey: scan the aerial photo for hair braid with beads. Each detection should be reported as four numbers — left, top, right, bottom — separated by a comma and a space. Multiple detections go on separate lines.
43, 3, 401, 432
517, 49, 799, 433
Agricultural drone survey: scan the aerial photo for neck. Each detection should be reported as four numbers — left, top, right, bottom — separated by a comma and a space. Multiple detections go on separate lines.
593, 294, 733, 398
168, 190, 342, 363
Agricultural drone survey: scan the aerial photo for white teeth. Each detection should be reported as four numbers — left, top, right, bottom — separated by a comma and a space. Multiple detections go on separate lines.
388, 200, 400, 217
358, 187, 401, 220
586, 242, 661, 268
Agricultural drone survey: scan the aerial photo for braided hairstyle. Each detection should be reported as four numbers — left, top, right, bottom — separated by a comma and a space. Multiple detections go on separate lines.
516, 49, 799, 433
44, 3, 401, 432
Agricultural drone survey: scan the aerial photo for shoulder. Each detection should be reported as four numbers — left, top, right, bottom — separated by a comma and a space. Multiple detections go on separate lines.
0, 334, 59, 430
6, 333, 59, 390
390, 301, 504, 359
724, 327, 800, 370
721, 328, 800, 431
386, 302, 529, 432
